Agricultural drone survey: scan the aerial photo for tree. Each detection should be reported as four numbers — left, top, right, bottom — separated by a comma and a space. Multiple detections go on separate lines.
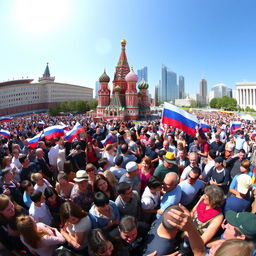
210, 98, 218, 108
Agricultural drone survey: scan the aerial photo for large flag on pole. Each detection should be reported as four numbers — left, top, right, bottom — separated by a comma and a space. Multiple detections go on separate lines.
162, 102, 199, 136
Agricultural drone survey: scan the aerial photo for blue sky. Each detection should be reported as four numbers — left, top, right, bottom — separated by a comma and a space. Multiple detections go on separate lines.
1, 0, 256, 97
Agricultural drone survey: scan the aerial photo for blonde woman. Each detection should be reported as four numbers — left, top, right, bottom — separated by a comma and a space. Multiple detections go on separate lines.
17, 215, 65, 256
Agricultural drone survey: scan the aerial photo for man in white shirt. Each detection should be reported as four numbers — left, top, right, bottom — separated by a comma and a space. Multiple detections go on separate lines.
201, 149, 216, 180
29, 190, 52, 226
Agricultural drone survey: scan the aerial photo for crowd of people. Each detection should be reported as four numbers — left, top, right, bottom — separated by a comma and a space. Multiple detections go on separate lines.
0, 111, 256, 256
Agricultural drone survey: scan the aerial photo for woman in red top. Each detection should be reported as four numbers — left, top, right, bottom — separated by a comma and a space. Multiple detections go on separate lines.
191, 185, 224, 245
138, 156, 154, 194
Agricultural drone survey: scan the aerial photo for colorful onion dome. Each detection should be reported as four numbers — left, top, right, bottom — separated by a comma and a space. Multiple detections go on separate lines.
138, 79, 149, 90
99, 69, 110, 83
125, 67, 138, 82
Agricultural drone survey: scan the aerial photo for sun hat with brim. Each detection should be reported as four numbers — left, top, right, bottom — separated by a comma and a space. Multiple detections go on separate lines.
163, 152, 176, 164
226, 210, 256, 237
73, 170, 89, 182
237, 174, 252, 194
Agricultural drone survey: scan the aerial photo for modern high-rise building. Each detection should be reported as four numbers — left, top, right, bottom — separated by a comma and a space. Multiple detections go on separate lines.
95, 81, 100, 98
160, 65, 178, 102
137, 67, 148, 83
178, 75, 185, 99
199, 79, 207, 105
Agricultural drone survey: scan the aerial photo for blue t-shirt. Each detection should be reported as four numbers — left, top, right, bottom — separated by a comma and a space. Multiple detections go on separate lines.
157, 186, 181, 219
178, 180, 204, 206
224, 196, 250, 215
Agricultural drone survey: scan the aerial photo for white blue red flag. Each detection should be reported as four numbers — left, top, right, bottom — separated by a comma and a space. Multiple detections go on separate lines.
199, 120, 210, 132
65, 122, 84, 142
0, 129, 10, 138
26, 132, 43, 148
43, 125, 65, 140
162, 102, 198, 136
230, 121, 241, 134
0, 116, 13, 122
101, 134, 116, 147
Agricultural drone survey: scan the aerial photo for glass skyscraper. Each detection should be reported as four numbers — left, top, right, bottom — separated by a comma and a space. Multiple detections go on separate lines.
137, 66, 148, 83
179, 75, 185, 99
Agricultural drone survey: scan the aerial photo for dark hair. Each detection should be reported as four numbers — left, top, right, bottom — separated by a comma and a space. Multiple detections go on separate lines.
93, 192, 109, 207
158, 150, 166, 157
147, 176, 162, 189
114, 155, 123, 166
21, 180, 32, 191
190, 167, 201, 176
44, 187, 57, 200
130, 131, 137, 142
88, 229, 111, 255
53, 248, 77, 256
162, 205, 183, 231
98, 158, 108, 168
208, 149, 217, 160
30, 190, 42, 203
59, 201, 87, 228
19, 154, 27, 164
239, 149, 246, 154
119, 216, 137, 233
117, 182, 131, 195
120, 143, 128, 154
94, 174, 115, 200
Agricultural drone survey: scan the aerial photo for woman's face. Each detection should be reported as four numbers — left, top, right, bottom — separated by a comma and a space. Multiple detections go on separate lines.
97, 241, 114, 256
4, 170, 13, 181
97, 179, 108, 192
0, 201, 15, 218
37, 177, 44, 187
203, 194, 210, 206
86, 168, 95, 177
59, 179, 67, 186
142, 161, 149, 169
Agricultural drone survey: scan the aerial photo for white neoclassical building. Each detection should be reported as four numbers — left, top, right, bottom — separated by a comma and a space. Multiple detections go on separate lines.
236, 82, 256, 109
0, 64, 93, 115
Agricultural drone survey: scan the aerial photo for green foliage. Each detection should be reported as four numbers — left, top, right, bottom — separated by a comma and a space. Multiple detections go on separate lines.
209, 96, 237, 111
190, 100, 199, 108
48, 99, 98, 116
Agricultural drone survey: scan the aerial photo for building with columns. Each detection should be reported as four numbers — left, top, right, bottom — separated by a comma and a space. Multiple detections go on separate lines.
96, 40, 150, 120
0, 63, 93, 115
236, 82, 256, 109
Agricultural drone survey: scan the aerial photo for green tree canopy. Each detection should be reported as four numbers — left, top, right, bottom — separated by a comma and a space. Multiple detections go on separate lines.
209, 96, 237, 110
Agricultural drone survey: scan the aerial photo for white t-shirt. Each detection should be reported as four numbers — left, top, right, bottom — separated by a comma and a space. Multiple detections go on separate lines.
202, 160, 215, 180
181, 165, 193, 180
141, 186, 161, 210
67, 216, 92, 249
29, 202, 52, 226
34, 178, 50, 193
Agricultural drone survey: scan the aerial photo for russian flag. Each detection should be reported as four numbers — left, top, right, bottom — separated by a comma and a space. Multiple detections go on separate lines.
162, 102, 198, 136
43, 125, 65, 140
101, 134, 115, 147
0, 116, 13, 122
26, 132, 43, 148
65, 122, 84, 142
200, 120, 210, 132
0, 129, 10, 138
230, 121, 241, 134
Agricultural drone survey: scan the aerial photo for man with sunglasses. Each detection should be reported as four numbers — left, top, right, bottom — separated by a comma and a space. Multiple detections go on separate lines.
178, 167, 204, 210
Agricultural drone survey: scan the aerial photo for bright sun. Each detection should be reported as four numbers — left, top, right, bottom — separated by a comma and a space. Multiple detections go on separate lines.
13, 0, 71, 34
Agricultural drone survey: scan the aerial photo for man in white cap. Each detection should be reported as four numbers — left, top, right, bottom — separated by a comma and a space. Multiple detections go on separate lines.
119, 161, 141, 194
224, 174, 252, 215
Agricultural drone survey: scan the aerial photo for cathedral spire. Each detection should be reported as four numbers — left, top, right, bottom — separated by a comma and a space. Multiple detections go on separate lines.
39, 62, 55, 82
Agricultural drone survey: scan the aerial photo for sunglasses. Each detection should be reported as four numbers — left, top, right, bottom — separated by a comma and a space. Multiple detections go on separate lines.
188, 174, 198, 181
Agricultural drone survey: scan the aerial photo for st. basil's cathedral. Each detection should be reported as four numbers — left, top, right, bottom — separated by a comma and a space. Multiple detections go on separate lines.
96, 40, 150, 120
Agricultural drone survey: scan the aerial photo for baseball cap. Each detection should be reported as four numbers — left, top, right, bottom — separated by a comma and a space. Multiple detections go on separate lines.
237, 174, 252, 194
226, 210, 256, 237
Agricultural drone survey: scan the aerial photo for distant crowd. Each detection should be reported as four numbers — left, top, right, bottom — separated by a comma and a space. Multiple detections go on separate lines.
0, 111, 256, 256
